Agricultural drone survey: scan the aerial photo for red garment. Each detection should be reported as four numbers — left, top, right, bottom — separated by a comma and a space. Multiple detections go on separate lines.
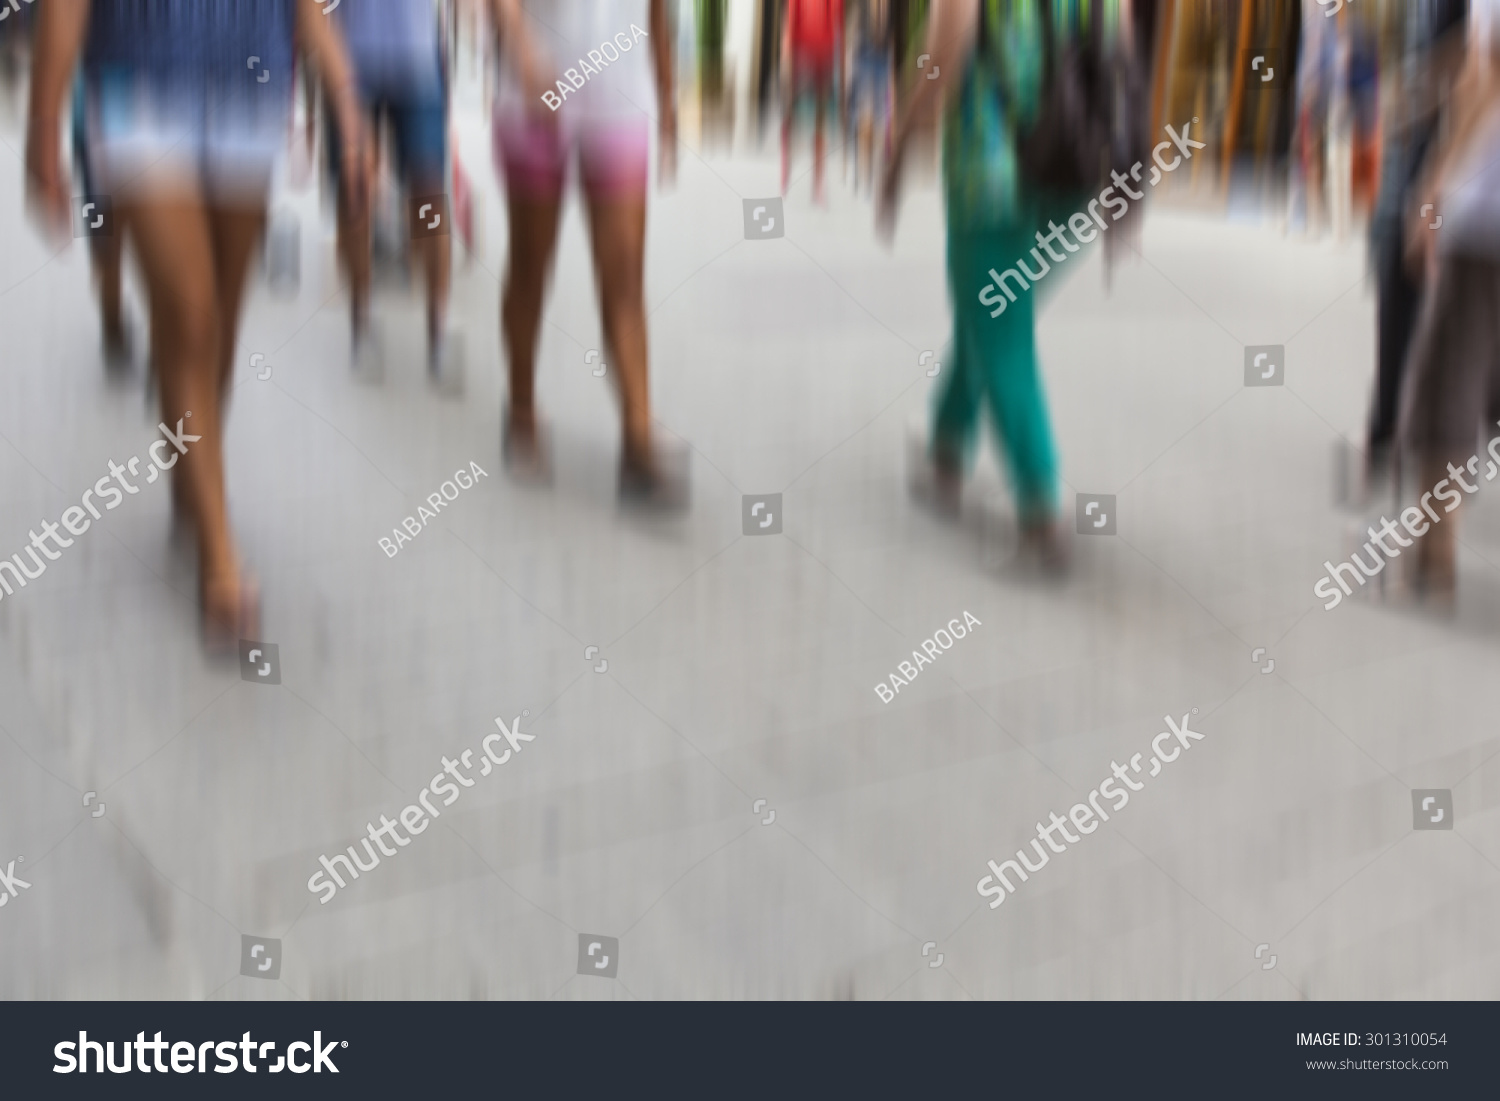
786, 0, 842, 61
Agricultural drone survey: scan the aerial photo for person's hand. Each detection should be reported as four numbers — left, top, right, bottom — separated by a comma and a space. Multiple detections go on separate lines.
24, 122, 71, 245
519, 45, 561, 119
1405, 186, 1441, 282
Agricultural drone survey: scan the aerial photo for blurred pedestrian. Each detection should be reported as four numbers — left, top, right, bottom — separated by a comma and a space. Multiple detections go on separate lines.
489, 0, 685, 507
1366, 0, 1468, 480
880, 0, 1133, 569
845, 0, 895, 191
1397, 0, 1500, 603
331, 0, 464, 390
25, 0, 370, 643
70, 67, 132, 372
783, 0, 844, 201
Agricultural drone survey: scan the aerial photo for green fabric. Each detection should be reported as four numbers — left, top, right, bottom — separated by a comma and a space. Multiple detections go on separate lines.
942, 0, 1120, 229
942, 0, 1043, 229
934, 217, 1061, 521
931, 0, 1124, 518
696, 0, 726, 94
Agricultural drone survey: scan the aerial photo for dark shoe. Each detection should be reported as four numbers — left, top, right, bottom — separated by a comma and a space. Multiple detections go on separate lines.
102, 317, 134, 374
619, 441, 690, 513
1019, 517, 1069, 577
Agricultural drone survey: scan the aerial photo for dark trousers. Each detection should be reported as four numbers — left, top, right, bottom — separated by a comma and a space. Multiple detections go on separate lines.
1368, 127, 1437, 458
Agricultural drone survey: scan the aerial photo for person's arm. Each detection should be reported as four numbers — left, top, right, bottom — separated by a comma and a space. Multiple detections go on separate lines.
296, 0, 371, 217
1407, 40, 1500, 275
650, 0, 676, 184
488, 0, 557, 113
876, 0, 979, 236
24, 0, 90, 240
1431, 52, 1500, 189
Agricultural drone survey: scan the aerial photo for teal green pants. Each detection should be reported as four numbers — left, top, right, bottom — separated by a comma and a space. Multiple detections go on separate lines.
934, 215, 1064, 524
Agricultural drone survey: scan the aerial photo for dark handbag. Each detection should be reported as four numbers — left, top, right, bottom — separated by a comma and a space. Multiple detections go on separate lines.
983, 0, 1143, 194
1018, 0, 1112, 190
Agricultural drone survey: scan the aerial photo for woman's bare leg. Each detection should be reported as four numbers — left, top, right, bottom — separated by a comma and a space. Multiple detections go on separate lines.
584, 195, 652, 466
90, 231, 126, 348
337, 173, 373, 336
415, 204, 452, 347
123, 193, 247, 635
208, 206, 267, 395
501, 194, 563, 444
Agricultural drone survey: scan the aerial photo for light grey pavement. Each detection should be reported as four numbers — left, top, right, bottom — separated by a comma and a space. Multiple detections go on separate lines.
2, 64, 1499, 1002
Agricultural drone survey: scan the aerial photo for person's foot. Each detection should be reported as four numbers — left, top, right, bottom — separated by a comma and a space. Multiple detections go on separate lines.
1359, 439, 1393, 505
428, 327, 466, 397
1404, 525, 1457, 610
1019, 517, 1069, 577
170, 474, 196, 528
908, 435, 962, 520
200, 570, 260, 653
351, 322, 385, 383
502, 406, 552, 485
619, 440, 690, 512
102, 316, 134, 373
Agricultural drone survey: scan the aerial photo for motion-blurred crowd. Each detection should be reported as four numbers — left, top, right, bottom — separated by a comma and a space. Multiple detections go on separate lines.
2, 0, 1497, 645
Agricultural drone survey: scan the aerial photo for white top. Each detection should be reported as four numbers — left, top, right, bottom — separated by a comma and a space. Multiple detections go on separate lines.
1473, 0, 1500, 48
496, 0, 655, 122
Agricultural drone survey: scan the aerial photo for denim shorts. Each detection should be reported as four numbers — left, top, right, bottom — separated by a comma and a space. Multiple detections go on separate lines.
329, 72, 448, 192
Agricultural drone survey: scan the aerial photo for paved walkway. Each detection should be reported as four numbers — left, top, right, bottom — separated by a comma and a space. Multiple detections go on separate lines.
2, 67, 1498, 1000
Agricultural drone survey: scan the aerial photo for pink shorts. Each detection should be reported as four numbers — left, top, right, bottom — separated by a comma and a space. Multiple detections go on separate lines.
493, 112, 649, 201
